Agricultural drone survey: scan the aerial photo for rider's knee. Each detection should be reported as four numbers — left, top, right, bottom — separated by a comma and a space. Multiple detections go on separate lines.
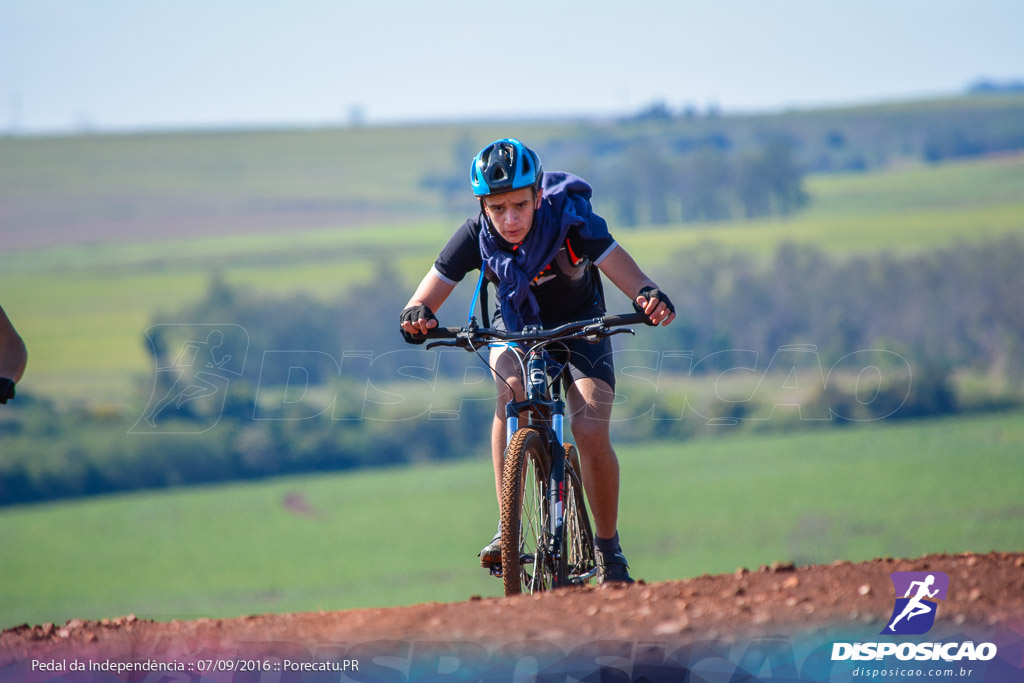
495, 376, 524, 405
571, 416, 611, 449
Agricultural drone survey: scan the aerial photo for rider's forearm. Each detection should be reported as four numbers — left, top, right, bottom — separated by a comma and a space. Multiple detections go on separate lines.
596, 246, 658, 299
0, 355, 26, 384
404, 270, 456, 313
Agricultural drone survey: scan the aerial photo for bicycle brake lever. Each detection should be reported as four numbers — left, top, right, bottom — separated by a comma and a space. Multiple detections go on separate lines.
581, 324, 636, 338
426, 340, 462, 350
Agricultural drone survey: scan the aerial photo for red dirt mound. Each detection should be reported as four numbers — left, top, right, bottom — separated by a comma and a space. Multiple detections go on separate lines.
3, 552, 1022, 676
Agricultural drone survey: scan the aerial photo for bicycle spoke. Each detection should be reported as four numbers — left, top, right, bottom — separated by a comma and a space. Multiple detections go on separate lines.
562, 447, 596, 586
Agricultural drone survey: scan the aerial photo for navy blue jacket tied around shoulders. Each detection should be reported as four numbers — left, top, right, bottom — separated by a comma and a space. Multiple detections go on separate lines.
478, 172, 611, 332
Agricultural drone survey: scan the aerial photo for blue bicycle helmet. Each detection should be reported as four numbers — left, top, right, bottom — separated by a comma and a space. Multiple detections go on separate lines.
470, 138, 543, 197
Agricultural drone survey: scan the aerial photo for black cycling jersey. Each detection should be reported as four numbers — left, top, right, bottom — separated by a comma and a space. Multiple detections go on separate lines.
432, 216, 618, 326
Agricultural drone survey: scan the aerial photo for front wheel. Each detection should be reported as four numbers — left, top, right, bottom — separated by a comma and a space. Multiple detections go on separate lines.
500, 428, 555, 596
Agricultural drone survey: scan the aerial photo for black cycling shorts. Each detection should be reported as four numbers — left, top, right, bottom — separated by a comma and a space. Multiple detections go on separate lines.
551, 335, 617, 393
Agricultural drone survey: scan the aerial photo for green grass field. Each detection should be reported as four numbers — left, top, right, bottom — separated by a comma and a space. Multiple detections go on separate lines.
6, 151, 1024, 405
1, 409, 1021, 629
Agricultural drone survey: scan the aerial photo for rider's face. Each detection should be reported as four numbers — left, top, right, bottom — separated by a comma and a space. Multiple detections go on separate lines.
482, 187, 542, 245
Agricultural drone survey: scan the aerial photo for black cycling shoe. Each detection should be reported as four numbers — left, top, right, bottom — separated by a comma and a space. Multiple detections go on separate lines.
478, 532, 502, 567
596, 549, 635, 585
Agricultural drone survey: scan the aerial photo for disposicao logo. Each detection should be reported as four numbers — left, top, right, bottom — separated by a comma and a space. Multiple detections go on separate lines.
832, 570, 998, 663
881, 571, 949, 635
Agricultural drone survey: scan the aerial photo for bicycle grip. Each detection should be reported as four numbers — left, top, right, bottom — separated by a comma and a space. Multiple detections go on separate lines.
424, 326, 461, 339
602, 312, 653, 327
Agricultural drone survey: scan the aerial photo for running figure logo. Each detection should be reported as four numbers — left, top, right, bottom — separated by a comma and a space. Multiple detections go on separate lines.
132, 324, 248, 434
882, 571, 949, 635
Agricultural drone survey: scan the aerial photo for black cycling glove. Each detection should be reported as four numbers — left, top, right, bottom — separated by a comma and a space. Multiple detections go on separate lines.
633, 286, 675, 326
0, 377, 15, 405
399, 304, 438, 345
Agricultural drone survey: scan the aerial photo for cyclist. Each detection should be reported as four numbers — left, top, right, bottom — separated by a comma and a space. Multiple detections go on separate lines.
400, 138, 674, 584
0, 305, 27, 404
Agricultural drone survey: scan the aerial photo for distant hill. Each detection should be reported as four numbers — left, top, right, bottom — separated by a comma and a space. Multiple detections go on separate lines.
968, 79, 1024, 95
2, 93, 1024, 249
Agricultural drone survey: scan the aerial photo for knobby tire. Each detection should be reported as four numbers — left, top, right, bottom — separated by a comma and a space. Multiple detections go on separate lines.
500, 428, 554, 596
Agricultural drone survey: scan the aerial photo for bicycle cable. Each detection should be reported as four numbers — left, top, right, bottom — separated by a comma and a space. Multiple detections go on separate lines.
472, 342, 521, 399
543, 340, 572, 397
461, 327, 608, 407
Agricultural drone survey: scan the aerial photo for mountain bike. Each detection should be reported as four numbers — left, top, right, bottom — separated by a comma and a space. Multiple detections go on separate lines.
425, 311, 651, 596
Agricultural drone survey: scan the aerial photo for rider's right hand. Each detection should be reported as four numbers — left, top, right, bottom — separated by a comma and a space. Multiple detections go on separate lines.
399, 304, 439, 344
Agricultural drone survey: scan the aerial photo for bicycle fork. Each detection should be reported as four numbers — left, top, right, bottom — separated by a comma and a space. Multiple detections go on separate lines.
503, 400, 569, 585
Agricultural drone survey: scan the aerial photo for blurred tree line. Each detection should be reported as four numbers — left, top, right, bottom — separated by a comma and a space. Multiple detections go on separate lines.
2, 238, 1022, 506
580, 136, 809, 226
424, 133, 809, 227
423, 94, 1024, 226
650, 237, 1024, 381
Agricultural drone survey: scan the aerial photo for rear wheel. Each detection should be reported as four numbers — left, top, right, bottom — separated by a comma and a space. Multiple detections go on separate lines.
500, 428, 554, 596
561, 444, 597, 586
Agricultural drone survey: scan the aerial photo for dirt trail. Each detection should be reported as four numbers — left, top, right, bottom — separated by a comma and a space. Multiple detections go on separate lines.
3, 552, 1022, 675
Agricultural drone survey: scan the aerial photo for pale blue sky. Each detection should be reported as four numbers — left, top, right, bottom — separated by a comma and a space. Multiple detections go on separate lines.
2, 0, 1022, 134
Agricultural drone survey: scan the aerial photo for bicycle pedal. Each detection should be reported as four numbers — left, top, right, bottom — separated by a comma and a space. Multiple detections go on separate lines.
487, 563, 503, 578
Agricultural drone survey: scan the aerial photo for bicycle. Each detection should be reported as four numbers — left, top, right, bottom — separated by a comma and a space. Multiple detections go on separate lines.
425, 311, 651, 596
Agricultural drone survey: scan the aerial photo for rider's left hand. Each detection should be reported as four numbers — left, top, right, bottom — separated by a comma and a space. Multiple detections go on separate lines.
634, 286, 676, 327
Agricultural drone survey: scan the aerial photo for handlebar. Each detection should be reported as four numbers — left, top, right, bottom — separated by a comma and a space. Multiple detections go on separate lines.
422, 312, 652, 351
